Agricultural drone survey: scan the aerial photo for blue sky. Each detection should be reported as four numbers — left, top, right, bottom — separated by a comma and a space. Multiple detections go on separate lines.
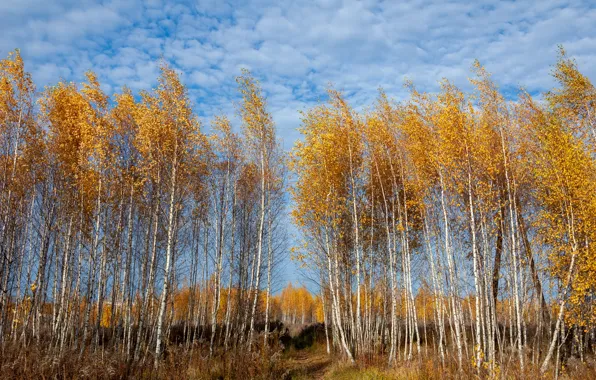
2, 0, 595, 289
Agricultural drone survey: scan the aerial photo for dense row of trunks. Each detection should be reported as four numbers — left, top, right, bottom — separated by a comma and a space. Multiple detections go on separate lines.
291, 51, 596, 375
0, 52, 286, 366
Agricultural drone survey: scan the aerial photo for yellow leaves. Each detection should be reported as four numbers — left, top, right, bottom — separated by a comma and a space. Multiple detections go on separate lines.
0, 50, 42, 196
236, 69, 276, 176
544, 46, 596, 158
210, 115, 240, 168
291, 87, 365, 233
515, 51, 596, 326
133, 63, 208, 188
274, 283, 318, 322
0, 49, 35, 100
42, 80, 103, 196
82, 71, 109, 112
289, 245, 309, 266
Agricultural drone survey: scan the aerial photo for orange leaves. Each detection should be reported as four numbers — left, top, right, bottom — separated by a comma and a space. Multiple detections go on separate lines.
513, 51, 596, 326
236, 69, 276, 164
211, 115, 242, 172
133, 63, 209, 194
291, 88, 363, 232
41, 71, 114, 183
290, 49, 596, 336
546, 46, 596, 151
0, 50, 40, 191
111, 87, 140, 178
274, 283, 318, 324
40, 74, 117, 222
42, 82, 93, 183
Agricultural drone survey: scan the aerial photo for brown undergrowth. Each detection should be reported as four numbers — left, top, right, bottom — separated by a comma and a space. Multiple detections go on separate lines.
1, 326, 595, 379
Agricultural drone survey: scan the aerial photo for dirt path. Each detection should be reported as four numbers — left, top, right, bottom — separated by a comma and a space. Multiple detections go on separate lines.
281, 351, 332, 379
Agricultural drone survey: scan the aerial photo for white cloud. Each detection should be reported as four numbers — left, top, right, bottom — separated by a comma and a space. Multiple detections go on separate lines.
34, 63, 73, 85
1, 0, 595, 144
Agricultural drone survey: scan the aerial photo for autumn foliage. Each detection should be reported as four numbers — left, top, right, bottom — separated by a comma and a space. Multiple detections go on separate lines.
1, 46, 596, 379
291, 47, 596, 375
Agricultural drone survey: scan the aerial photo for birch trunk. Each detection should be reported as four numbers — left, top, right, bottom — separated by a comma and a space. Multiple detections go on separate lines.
155, 146, 178, 367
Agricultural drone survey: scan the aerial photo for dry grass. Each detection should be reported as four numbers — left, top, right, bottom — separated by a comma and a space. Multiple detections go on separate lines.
1, 333, 595, 379
0, 340, 287, 379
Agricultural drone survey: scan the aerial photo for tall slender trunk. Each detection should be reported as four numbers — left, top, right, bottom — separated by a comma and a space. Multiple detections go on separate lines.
263, 202, 273, 347
514, 194, 550, 324
81, 176, 102, 355
224, 185, 237, 349
540, 251, 577, 374
210, 169, 228, 355
466, 160, 483, 371
347, 139, 362, 352
325, 226, 354, 362
500, 129, 524, 371
135, 173, 160, 360
439, 172, 463, 369
248, 149, 266, 351
54, 216, 73, 341
123, 185, 134, 356
155, 147, 178, 367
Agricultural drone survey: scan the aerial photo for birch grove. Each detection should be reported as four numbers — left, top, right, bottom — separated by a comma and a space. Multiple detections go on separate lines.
0, 47, 595, 377
0, 52, 287, 367
290, 49, 596, 375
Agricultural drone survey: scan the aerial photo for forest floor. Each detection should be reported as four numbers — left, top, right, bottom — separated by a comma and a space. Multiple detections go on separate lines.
4, 323, 594, 379
280, 349, 333, 379
276, 324, 394, 380
277, 346, 407, 380
276, 323, 333, 379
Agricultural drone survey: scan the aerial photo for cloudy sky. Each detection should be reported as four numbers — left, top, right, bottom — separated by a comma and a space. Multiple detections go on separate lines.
2, 0, 595, 287
2, 0, 596, 140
